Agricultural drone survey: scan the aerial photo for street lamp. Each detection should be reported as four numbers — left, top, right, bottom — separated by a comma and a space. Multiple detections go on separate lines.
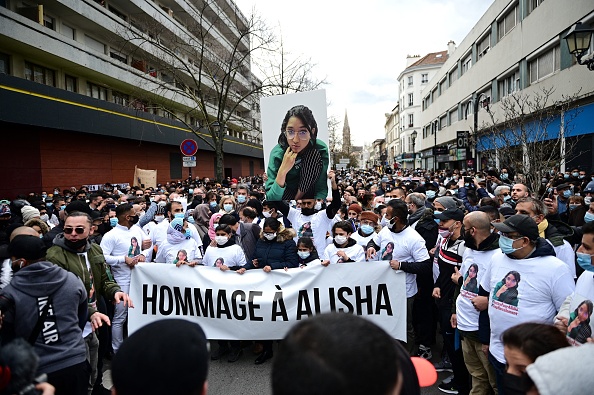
411, 130, 417, 170
469, 93, 490, 171
564, 22, 594, 70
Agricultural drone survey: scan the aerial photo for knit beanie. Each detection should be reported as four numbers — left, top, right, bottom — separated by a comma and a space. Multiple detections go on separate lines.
21, 206, 40, 223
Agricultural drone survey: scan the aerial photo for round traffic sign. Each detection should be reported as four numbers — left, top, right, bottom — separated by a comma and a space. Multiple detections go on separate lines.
180, 139, 198, 156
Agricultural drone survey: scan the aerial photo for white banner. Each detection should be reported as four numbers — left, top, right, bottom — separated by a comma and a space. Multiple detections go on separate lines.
128, 262, 407, 341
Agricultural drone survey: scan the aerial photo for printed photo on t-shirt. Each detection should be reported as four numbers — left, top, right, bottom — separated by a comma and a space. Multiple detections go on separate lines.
566, 297, 593, 345
298, 222, 313, 239
214, 257, 225, 268
173, 249, 187, 265
492, 270, 520, 307
381, 242, 394, 261
462, 264, 479, 295
128, 237, 140, 257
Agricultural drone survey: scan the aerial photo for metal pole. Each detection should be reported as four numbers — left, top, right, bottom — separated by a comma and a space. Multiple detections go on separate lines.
474, 97, 479, 172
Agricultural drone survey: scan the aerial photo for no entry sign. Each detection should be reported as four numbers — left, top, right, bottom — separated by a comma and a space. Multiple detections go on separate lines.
180, 139, 198, 156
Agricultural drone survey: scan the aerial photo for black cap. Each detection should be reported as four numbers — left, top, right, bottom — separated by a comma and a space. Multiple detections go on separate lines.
498, 206, 516, 219
583, 186, 594, 194
556, 183, 571, 190
8, 235, 47, 261
65, 200, 92, 216
492, 214, 539, 241
434, 208, 464, 222
112, 319, 209, 395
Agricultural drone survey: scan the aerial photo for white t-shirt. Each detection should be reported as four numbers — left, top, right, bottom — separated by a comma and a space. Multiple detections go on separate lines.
152, 220, 203, 250
100, 224, 151, 286
371, 226, 430, 297
563, 271, 594, 345
549, 240, 577, 279
480, 250, 575, 363
322, 241, 365, 264
455, 248, 499, 332
202, 244, 246, 268
288, 208, 333, 256
351, 231, 376, 249
155, 238, 202, 264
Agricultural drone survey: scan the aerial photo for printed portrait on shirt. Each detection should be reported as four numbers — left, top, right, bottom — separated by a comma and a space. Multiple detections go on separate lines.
567, 298, 593, 345
298, 222, 314, 239
261, 90, 330, 202
173, 249, 187, 265
492, 270, 520, 307
381, 242, 394, 261
128, 236, 140, 257
462, 263, 479, 294
214, 257, 224, 268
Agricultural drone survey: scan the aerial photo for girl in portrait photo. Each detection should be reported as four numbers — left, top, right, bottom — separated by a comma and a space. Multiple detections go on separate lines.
128, 237, 140, 257
463, 263, 479, 294
493, 270, 521, 306
567, 300, 593, 344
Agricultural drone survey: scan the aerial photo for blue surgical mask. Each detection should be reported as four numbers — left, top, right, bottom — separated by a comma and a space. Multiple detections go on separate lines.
46, 202, 52, 208
585, 212, 594, 223
426, 190, 436, 199
433, 210, 441, 225
297, 251, 310, 259
109, 217, 118, 227
572, 172, 579, 178
564, 174, 570, 179
500, 173, 508, 180
41, 194, 47, 199
174, 213, 185, 219
223, 204, 233, 212
360, 224, 374, 235
563, 190, 572, 198
576, 251, 594, 272
185, 229, 191, 238
187, 216, 195, 224
237, 195, 246, 203
60, 205, 66, 210
504, 195, 512, 202
210, 201, 218, 208
499, 235, 522, 254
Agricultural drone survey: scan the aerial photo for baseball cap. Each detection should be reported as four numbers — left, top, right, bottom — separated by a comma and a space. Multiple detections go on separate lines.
434, 208, 464, 222
492, 214, 539, 241
583, 186, 594, 194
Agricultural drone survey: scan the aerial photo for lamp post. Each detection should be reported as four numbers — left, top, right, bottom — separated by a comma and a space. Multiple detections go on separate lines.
469, 93, 490, 171
411, 130, 417, 170
564, 22, 594, 70
432, 120, 439, 171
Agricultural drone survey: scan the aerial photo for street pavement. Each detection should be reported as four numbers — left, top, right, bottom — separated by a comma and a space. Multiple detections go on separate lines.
102, 340, 450, 395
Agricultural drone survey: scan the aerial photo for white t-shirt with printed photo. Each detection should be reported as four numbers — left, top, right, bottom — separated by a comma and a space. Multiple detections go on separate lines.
322, 241, 366, 264
371, 226, 430, 298
155, 238, 202, 264
564, 271, 594, 345
480, 251, 575, 363
202, 244, 246, 268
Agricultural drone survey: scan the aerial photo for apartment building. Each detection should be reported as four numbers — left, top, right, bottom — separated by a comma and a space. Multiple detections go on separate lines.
0, 0, 263, 197
420, 0, 594, 172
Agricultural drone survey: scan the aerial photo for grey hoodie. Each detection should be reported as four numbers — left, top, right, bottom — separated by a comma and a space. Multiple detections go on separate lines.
0, 261, 87, 374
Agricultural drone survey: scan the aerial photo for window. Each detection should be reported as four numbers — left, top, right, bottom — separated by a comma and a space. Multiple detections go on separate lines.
161, 72, 174, 85
461, 54, 472, 75
431, 87, 438, 102
449, 67, 458, 85
439, 114, 448, 130
110, 49, 127, 64
408, 114, 414, 128
113, 91, 129, 106
408, 93, 414, 107
421, 73, 428, 83
464, 100, 474, 119
407, 76, 413, 86
477, 33, 490, 60
450, 108, 458, 124
529, 45, 560, 84
498, 5, 518, 40
0, 52, 9, 74
498, 70, 520, 98
24, 61, 55, 86
65, 75, 77, 92
439, 79, 447, 95
85, 35, 105, 54
108, 5, 127, 21
43, 14, 54, 30
61, 23, 75, 40
87, 82, 107, 100
528, 0, 544, 14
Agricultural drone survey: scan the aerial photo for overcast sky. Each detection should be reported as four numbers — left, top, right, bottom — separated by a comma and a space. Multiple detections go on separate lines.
235, 0, 495, 146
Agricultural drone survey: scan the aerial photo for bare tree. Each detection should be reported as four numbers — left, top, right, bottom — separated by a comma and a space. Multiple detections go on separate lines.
327, 115, 341, 168
475, 87, 585, 194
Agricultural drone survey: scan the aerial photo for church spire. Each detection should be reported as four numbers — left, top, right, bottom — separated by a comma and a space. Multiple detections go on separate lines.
342, 110, 351, 155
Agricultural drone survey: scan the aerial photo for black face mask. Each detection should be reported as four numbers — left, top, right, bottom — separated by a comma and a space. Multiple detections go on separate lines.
129, 215, 139, 225
503, 372, 532, 395
64, 238, 88, 250
301, 208, 317, 216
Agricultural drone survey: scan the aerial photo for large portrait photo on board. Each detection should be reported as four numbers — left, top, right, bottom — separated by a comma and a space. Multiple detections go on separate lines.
261, 90, 329, 201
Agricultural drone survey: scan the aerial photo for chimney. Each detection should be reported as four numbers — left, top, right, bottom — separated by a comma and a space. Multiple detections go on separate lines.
406, 54, 421, 67
447, 40, 456, 56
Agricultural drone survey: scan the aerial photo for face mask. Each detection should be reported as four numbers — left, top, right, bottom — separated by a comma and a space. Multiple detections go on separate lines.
64, 237, 88, 250
438, 227, 451, 239
290, 200, 297, 208
585, 212, 594, 223
263, 211, 272, 218
576, 251, 594, 272
187, 216, 195, 224
215, 236, 228, 245
499, 235, 522, 254
174, 213, 185, 219
500, 173, 508, 180
210, 201, 218, 208
563, 189, 572, 199
380, 215, 389, 227
188, 189, 194, 195
360, 224, 374, 235
264, 232, 276, 241
60, 205, 66, 211
40, 214, 49, 222
223, 204, 233, 212
464, 183, 469, 187
129, 215, 139, 225
569, 204, 580, 211
572, 172, 579, 177
503, 372, 531, 395
237, 195, 246, 203
110, 218, 118, 227
426, 190, 436, 199
301, 208, 316, 216
451, 189, 458, 195
46, 202, 52, 208
314, 202, 323, 211
298, 251, 310, 259
579, 175, 585, 179
334, 235, 348, 245
462, 227, 474, 245
155, 215, 165, 223
184, 229, 191, 238
384, 198, 392, 204
41, 194, 47, 199
564, 174, 570, 179
504, 194, 512, 202
585, 197, 592, 205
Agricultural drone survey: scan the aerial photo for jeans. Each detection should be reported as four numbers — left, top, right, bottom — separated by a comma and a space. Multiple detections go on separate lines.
112, 283, 129, 353
84, 331, 99, 395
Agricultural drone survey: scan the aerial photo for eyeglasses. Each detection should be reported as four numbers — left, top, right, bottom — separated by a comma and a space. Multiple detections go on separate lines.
64, 227, 85, 235
285, 130, 310, 141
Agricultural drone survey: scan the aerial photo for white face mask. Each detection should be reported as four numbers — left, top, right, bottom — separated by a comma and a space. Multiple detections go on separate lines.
264, 233, 277, 241
314, 202, 322, 211
262, 211, 272, 218
380, 215, 389, 227
154, 215, 165, 223
40, 214, 49, 222
215, 236, 229, 245
334, 235, 348, 245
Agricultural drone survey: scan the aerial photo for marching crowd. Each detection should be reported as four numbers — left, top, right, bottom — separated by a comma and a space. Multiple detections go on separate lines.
0, 165, 594, 395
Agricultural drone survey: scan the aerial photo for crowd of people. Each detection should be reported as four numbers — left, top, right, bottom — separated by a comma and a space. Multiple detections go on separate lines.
0, 164, 594, 394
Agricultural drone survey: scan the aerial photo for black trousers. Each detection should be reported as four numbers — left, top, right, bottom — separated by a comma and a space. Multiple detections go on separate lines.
47, 360, 90, 395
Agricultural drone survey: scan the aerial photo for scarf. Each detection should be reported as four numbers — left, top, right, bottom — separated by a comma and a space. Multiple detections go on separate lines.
538, 219, 548, 238
208, 213, 223, 240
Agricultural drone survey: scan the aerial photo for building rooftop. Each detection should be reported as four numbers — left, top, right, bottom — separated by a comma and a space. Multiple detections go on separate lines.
406, 50, 448, 69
